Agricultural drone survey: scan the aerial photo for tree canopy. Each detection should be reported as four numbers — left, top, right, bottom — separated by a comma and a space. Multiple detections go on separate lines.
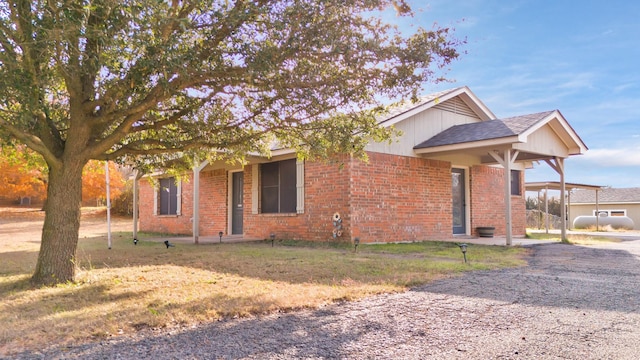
0, 0, 463, 285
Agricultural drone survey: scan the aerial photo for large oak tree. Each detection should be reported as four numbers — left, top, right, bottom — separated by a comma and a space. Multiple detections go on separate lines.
0, 0, 462, 286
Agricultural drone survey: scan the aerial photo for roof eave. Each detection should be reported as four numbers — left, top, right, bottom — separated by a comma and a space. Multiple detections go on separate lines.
413, 136, 519, 155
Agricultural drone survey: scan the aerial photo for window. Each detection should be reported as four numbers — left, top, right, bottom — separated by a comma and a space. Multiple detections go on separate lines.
593, 209, 626, 217
510, 170, 521, 196
261, 159, 297, 213
159, 177, 178, 215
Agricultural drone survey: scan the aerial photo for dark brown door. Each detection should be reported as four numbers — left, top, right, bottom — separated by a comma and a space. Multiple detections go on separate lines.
232, 172, 244, 235
452, 168, 466, 234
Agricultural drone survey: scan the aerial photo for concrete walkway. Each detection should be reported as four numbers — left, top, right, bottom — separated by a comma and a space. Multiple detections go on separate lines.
143, 228, 640, 248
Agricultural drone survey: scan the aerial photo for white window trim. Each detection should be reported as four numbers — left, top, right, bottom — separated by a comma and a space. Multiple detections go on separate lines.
176, 180, 181, 216
154, 177, 181, 216
296, 159, 305, 214
252, 159, 304, 215
251, 165, 259, 214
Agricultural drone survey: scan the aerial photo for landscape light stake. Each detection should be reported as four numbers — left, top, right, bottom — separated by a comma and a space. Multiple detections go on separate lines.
270, 233, 275, 247
354, 237, 360, 252
219, 231, 223, 243
458, 243, 468, 263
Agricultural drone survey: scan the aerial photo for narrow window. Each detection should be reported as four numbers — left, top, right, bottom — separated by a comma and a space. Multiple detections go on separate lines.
159, 177, 178, 215
510, 170, 521, 196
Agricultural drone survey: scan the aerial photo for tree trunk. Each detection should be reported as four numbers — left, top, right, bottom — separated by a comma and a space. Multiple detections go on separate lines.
31, 161, 84, 286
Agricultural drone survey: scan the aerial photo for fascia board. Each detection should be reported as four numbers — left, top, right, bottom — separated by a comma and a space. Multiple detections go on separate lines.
413, 136, 519, 155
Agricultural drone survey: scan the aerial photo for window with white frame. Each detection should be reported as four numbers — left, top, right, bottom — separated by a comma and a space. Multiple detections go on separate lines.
158, 177, 179, 215
261, 159, 297, 213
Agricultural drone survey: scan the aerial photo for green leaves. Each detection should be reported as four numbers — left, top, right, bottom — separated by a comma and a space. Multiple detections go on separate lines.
0, 0, 463, 170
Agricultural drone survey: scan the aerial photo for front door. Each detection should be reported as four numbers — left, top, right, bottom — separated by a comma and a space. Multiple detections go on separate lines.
231, 172, 244, 235
452, 168, 466, 234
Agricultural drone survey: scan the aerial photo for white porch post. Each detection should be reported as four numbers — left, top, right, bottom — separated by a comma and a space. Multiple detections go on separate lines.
490, 149, 519, 246
192, 160, 209, 244
567, 189, 572, 230
595, 189, 600, 231
545, 157, 567, 241
132, 170, 143, 242
544, 186, 549, 234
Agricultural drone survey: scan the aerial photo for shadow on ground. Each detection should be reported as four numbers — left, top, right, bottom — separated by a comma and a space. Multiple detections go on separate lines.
418, 242, 640, 313
12, 242, 640, 359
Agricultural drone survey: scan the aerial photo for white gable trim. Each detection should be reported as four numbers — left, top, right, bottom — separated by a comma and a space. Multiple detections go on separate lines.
380, 86, 496, 128
519, 110, 588, 154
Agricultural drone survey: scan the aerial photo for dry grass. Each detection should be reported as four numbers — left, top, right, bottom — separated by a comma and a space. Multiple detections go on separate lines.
1, 213, 529, 355
526, 231, 621, 245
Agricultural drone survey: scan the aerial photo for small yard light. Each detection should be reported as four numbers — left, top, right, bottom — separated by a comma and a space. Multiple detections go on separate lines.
219, 231, 223, 243
354, 237, 360, 252
270, 233, 276, 247
458, 243, 468, 263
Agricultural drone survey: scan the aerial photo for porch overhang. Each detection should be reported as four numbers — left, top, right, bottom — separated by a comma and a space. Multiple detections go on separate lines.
525, 181, 605, 234
412, 110, 588, 245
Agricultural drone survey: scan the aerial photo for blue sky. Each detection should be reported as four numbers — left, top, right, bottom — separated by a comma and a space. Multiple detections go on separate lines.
390, 1, 640, 189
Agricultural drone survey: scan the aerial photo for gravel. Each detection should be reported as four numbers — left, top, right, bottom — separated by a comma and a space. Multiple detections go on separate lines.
9, 240, 640, 360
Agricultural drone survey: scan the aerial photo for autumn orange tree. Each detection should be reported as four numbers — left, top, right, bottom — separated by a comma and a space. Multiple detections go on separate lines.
0, 0, 462, 285
0, 146, 125, 204
81, 160, 126, 205
0, 145, 46, 201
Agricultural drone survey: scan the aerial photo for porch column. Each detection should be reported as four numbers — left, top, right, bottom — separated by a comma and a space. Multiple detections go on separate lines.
132, 170, 143, 242
544, 186, 549, 234
595, 189, 600, 231
192, 160, 209, 244
490, 149, 519, 246
545, 157, 567, 241
567, 189, 572, 230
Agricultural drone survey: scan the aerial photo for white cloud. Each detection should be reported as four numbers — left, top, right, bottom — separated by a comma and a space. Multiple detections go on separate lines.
575, 147, 640, 167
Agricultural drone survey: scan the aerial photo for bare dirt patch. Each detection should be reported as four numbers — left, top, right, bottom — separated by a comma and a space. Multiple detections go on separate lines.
0, 206, 133, 251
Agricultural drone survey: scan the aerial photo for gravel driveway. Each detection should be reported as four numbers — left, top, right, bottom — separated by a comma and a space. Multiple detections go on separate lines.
12, 240, 640, 359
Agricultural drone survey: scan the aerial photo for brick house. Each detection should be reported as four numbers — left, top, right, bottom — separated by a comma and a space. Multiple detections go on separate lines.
135, 87, 587, 244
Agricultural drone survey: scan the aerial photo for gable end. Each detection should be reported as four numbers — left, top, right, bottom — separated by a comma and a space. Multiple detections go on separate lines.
433, 96, 480, 119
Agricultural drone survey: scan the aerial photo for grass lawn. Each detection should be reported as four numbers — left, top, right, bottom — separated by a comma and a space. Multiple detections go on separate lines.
0, 231, 528, 355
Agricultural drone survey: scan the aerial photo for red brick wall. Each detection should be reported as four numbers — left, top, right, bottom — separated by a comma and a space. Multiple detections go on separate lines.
198, 169, 228, 236
139, 170, 229, 236
349, 152, 452, 243
139, 176, 193, 235
138, 156, 526, 241
469, 165, 526, 236
243, 157, 351, 241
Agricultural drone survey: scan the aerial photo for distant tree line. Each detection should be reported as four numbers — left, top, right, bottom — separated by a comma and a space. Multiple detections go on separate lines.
526, 195, 562, 217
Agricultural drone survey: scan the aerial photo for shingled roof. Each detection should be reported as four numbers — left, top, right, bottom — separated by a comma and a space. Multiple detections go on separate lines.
414, 111, 555, 149
571, 187, 640, 203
